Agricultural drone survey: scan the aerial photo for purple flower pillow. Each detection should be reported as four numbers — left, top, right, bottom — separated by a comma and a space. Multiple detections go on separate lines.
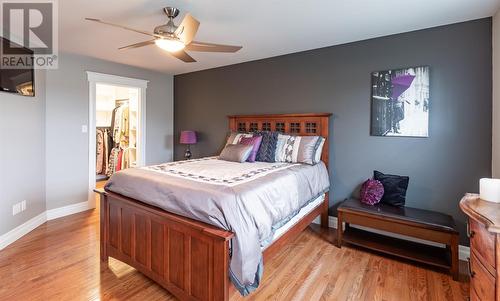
239, 136, 263, 162
360, 179, 384, 205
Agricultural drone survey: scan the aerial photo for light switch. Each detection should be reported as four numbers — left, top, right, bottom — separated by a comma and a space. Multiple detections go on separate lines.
81, 125, 88, 133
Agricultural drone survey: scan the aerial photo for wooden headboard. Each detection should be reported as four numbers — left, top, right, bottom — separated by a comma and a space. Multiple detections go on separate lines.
228, 113, 332, 167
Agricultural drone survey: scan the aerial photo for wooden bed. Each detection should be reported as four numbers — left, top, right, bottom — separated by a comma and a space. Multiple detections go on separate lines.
96, 113, 331, 301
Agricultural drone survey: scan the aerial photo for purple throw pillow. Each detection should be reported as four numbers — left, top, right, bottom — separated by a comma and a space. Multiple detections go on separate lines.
360, 179, 384, 205
239, 136, 263, 162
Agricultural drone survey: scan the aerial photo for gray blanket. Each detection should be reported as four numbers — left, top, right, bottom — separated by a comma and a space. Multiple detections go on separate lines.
105, 157, 330, 295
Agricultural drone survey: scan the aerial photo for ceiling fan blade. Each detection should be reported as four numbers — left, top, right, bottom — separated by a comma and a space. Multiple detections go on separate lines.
85, 18, 162, 38
169, 50, 196, 63
186, 41, 242, 53
174, 13, 200, 45
119, 40, 156, 50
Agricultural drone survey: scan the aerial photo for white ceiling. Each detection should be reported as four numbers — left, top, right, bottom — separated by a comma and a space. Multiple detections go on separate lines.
61, 0, 500, 75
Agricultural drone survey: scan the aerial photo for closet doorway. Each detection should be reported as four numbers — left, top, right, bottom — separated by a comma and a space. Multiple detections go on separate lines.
87, 72, 148, 208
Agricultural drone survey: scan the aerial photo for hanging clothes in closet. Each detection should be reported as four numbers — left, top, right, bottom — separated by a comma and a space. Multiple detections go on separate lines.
96, 129, 104, 175
107, 147, 120, 176
101, 99, 137, 177
96, 127, 111, 176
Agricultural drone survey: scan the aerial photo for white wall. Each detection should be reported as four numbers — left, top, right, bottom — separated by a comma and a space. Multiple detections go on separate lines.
45, 53, 174, 210
0, 70, 47, 235
0, 53, 173, 242
494, 11, 500, 177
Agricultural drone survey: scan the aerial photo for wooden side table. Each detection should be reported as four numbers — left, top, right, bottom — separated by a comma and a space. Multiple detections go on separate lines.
460, 193, 500, 301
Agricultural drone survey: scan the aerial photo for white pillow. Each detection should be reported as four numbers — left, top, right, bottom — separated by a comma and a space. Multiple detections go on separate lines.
275, 134, 290, 162
314, 137, 325, 164
275, 134, 325, 165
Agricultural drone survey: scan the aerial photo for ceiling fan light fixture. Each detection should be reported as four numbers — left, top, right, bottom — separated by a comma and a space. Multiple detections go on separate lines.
85, 7, 242, 63
155, 38, 185, 52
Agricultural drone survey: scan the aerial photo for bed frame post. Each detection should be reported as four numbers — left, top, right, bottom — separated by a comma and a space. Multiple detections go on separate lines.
318, 114, 331, 229
95, 188, 109, 262
321, 193, 330, 229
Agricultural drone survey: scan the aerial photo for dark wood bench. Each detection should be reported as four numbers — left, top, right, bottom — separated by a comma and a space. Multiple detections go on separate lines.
337, 198, 459, 280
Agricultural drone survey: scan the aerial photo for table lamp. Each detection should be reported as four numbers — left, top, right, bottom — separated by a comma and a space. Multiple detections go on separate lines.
179, 130, 197, 160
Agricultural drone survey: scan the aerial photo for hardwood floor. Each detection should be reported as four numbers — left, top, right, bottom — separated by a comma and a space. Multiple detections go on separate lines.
0, 193, 469, 300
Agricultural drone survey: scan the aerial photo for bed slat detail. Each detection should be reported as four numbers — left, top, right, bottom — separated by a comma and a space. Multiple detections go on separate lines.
135, 214, 148, 266
169, 228, 185, 290
191, 238, 212, 299
108, 204, 120, 249
151, 220, 164, 275
121, 208, 133, 257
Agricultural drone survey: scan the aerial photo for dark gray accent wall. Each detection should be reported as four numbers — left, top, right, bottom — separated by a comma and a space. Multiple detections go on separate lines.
174, 18, 492, 244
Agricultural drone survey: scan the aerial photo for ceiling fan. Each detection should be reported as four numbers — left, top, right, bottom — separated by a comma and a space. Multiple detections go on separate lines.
85, 7, 242, 63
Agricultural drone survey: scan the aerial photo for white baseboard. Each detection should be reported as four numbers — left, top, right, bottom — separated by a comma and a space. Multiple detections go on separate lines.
0, 201, 92, 251
0, 212, 47, 250
313, 216, 470, 261
46, 201, 90, 220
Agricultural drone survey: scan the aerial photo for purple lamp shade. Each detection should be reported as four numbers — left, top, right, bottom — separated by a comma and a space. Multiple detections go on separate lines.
180, 130, 197, 145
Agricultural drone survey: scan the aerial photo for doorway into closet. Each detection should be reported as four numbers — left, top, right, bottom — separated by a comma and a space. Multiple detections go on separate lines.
87, 72, 148, 208
95, 84, 139, 181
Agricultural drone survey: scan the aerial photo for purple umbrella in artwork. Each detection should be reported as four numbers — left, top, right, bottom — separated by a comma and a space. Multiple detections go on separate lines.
391, 74, 415, 100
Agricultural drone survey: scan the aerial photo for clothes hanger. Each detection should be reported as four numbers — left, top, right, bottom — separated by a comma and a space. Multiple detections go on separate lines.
115, 98, 129, 107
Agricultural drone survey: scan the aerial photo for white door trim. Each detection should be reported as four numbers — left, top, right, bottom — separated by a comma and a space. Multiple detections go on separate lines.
86, 71, 148, 209
87, 71, 149, 89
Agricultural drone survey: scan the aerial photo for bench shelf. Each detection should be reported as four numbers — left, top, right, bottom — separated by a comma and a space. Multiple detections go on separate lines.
337, 198, 459, 280
342, 227, 451, 269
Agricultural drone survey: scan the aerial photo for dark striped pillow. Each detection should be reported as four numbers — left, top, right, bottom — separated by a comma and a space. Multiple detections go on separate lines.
253, 131, 279, 162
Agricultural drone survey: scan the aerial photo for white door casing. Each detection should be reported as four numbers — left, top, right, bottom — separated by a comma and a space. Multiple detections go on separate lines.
86, 71, 148, 208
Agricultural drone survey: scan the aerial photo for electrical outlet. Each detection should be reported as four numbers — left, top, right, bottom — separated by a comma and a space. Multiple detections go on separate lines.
12, 201, 26, 215
12, 203, 21, 215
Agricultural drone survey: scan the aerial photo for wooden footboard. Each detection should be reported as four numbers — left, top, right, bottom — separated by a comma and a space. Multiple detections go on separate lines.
97, 189, 329, 301
98, 190, 234, 301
